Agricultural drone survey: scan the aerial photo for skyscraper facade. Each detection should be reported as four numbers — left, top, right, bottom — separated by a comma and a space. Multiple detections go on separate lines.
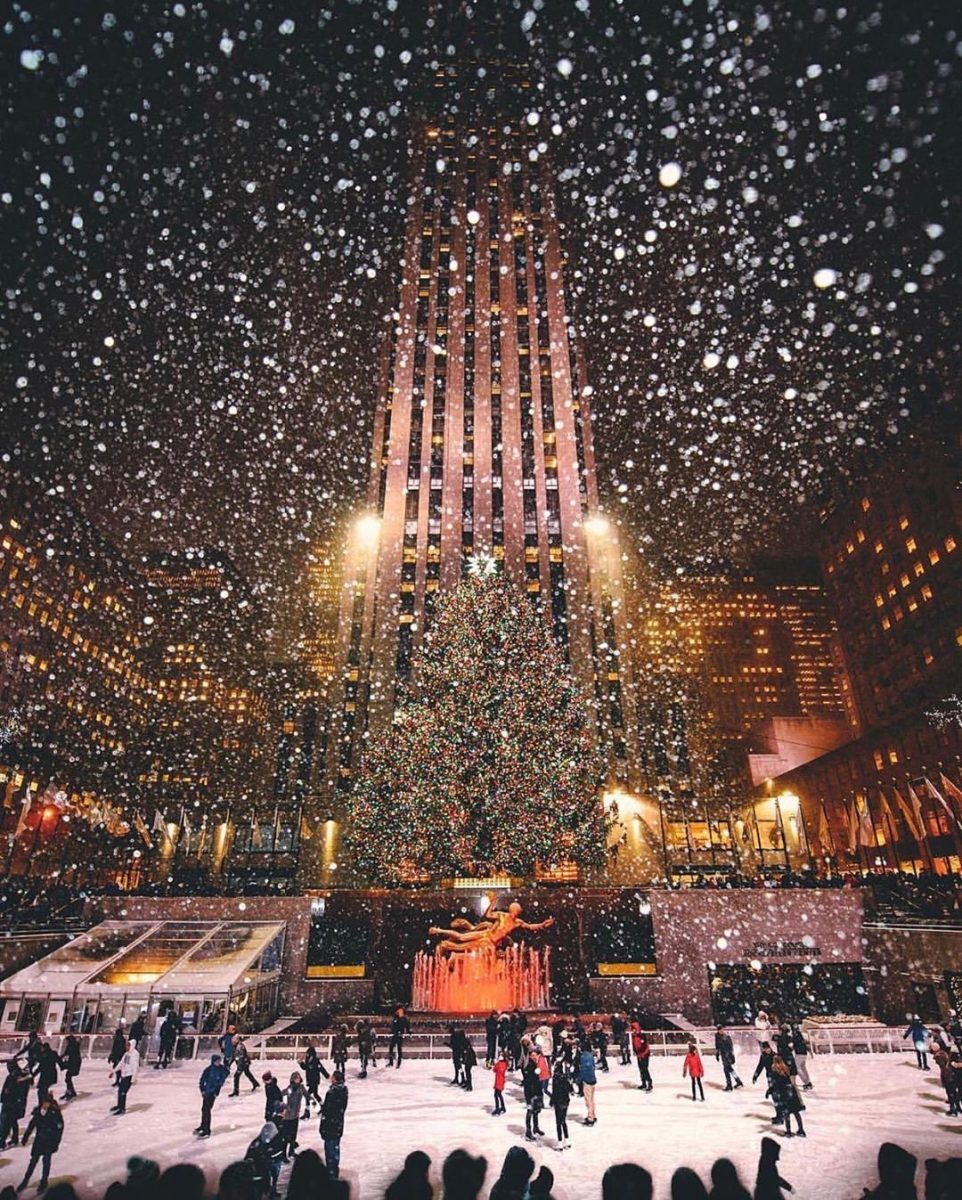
319, 66, 639, 868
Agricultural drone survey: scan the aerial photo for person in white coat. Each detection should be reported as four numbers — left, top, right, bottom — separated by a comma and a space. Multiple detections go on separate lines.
754, 1010, 772, 1045
112, 1040, 139, 1115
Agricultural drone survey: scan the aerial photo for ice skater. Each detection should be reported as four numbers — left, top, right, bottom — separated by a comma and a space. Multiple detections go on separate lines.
261, 1070, 283, 1123
579, 1041, 597, 1125
790, 1023, 813, 1090
195, 1053, 229, 1138
320, 1069, 349, 1180
904, 1015, 930, 1069
462, 1039, 477, 1091
683, 1042, 705, 1101
357, 1018, 376, 1078
632, 1023, 653, 1092
485, 1012, 500, 1067
591, 1022, 610, 1072
332, 1025, 350, 1077
714, 1027, 743, 1091
0, 1059, 31, 1149
550, 1061, 571, 1150
59, 1033, 82, 1100
769, 1057, 806, 1137
17, 1094, 64, 1194
492, 1051, 508, 1115
231, 1037, 260, 1096
522, 1051, 545, 1141
301, 1044, 329, 1111
388, 1006, 410, 1068
111, 1038, 139, 1114
156, 1010, 180, 1069
279, 1070, 308, 1160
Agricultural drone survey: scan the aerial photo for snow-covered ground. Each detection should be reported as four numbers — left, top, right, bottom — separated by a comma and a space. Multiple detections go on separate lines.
1, 1053, 959, 1197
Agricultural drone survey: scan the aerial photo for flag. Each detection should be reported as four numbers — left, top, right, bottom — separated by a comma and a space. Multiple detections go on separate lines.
299, 815, 313, 842
940, 772, 962, 808
194, 817, 208, 858
907, 783, 927, 841
924, 777, 962, 833
13, 793, 31, 838
877, 788, 900, 844
152, 809, 173, 850
892, 786, 924, 842
132, 812, 153, 849
251, 816, 262, 848
856, 795, 876, 847
817, 803, 834, 855
844, 797, 858, 853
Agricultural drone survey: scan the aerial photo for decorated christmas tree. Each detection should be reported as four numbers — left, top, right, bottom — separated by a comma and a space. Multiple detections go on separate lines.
347, 558, 609, 883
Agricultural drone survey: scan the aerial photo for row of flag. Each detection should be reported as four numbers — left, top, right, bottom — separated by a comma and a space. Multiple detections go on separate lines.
816, 773, 962, 856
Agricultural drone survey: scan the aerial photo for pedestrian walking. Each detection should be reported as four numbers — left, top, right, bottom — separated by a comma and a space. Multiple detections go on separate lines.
112, 1039, 139, 1114
754, 1136, 792, 1200
485, 1012, 500, 1067
59, 1034, 82, 1100
683, 1042, 705, 1102
279, 1070, 308, 1160
388, 1006, 410, 1069
300, 1044, 328, 1111
769, 1057, 806, 1137
17, 1095, 64, 1194
903, 1015, 930, 1069
195, 1053, 229, 1138
319, 1069, 349, 1180
714, 1027, 743, 1091
632, 1023, 653, 1092
463, 1039, 477, 1092
579, 1042, 597, 1125
790, 1024, 813, 1090
0, 1059, 32, 1149
550, 1062, 571, 1150
522, 1051, 545, 1141
493, 1052, 508, 1115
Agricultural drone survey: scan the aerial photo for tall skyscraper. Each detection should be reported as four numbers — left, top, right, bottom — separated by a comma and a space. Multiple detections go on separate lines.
317, 62, 640, 875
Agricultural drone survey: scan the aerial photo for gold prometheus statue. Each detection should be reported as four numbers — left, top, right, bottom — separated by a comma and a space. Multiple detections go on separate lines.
428, 901, 554, 955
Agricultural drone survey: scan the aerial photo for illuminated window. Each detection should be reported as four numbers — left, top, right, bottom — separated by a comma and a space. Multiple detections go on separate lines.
923, 648, 934, 666
899, 515, 909, 530
929, 548, 941, 565
888, 747, 899, 765
846, 541, 855, 555
873, 751, 884, 770
907, 596, 918, 612
861, 498, 871, 512
913, 561, 925, 576
874, 539, 883, 554
946, 536, 957, 553
899, 572, 910, 588
920, 584, 932, 601
906, 537, 917, 553
881, 616, 891, 630
874, 594, 884, 608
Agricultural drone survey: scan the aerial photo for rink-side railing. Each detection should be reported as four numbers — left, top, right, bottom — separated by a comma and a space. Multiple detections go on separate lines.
0, 1023, 916, 1065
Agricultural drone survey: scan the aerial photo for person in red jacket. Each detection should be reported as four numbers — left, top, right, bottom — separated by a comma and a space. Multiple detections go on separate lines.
492, 1051, 508, 1115
683, 1042, 705, 1102
631, 1022, 653, 1092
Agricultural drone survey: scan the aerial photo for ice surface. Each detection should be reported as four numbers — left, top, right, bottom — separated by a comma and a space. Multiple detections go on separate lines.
1, 1053, 958, 1197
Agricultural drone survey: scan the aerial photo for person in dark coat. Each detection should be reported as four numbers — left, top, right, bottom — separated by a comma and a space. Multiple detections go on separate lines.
550, 1062, 572, 1150
790, 1024, 813, 1090
632, 1023, 653, 1092
129, 1011, 148, 1054
231, 1037, 260, 1097
447, 1025, 467, 1086
611, 1014, 629, 1065
752, 1043, 776, 1087
319, 1070, 349, 1180
769, 1058, 805, 1136
332, 1025, 350, 1076
18, 1095, 65, 1193
672, 1167, 709, 1200
483, 1012, 499, 1067
36, 1042, 59, 1102
602, 1164, 653, 1200
522, 1052, 544, 1141
357, 1019, 376, 1078
20, 1031, 42, 1078
489, 1146, 534, 1200
218, 1025, 237, 1067
386, 1150, 432, 1200
860, 1142, 917, 1200
300, 1044, 329, 1110
441, 1149, 487, 1200
108, 1024, 127, 1072
245, 1121, 284, 1198
59, 1034, 82, 1100
708, 1159, 751, 1200
195, 1053, 229, 1137
714, 1027, 743, 1091
156, 1011, 180, 1070
754, 1136, 792, 1200
0, 1059, 32, 1148
903, 1016, 930, 1070
774, 1027, 798, 1079
462, 1039, 477, 1092
388, 1007, 410, 1069
261, 1071, 283, 1123
529, 1166, 555, 1200
591, 1022, 610, 1072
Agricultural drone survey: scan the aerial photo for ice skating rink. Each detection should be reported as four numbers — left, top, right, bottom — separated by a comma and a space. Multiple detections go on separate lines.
1, 1053, 959, 1197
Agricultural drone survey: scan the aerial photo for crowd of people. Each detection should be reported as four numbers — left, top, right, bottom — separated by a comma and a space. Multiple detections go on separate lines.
3, 1003, 962, 1196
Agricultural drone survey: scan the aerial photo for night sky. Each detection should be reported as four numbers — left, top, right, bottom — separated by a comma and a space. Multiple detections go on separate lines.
3, 1, 959, 649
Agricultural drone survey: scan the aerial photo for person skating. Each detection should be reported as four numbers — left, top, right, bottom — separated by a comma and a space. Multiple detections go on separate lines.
591, 1022, 610, 1072
111, 1039, 139, 1115
774, 1026, 798, 1081
388, 1007, 410, 1069
278, 1070, 308, 1160
492, 1052, 508, 1115
714, 1027, 743, 1091
300, 1044, 328, 1111
536, 1045, 551, 1100
447, 1025, 467, 1086
790, 1024, 813, 1090
579, 1041, 598, 1125
631, 1023, 653, 1091
35, 1042, 58, 1103
156, 1010, 179, 1069
58, 1035, 81, 1100
219, 1024, 238, 1069
357, 1018, 376, 1078
17, 1094, 64, 1194
948, 1050, 962, 1117
129, 1010, 148, 1056
683, 1042, 706, 1102
332, 1025, 350, 1077
752, 1042, 776, 1088
107, 1023, 127, 1075
522, 1051, 545, 1141
319, 1069, 349, 1180
245, 1121, 284, 1198
754, 1010, 772, 1046
903, 1015, 930, 1069
0, 1059, 31, 1149
934, 1044, 960, 1116
754, 1136, 793, 1200
20, 1031, 42, 1081
195, 1052, 229, 1137
550, 1062, 572, 1150
485, 1012, 499, 1067
769, 1057, 806, 1137
261, 1071, 283, 1123
611, 1013, 630, 1066
229, 1036, 260, 1097
462, 1039, 477, 1092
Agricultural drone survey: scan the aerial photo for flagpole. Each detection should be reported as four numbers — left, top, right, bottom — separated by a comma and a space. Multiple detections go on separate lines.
908, 777, 937, 876
876, 786, 902, 873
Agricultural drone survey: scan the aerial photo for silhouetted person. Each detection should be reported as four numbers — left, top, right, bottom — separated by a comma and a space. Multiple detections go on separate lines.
754, 1137, 793, 1200
489, 1146, 535, 1200
924, 1156, 962, 1200
709, 1159, 752, 1200
672, 1167, 709, 1200
529, 1165, 556, 1200
861, 1142, 917, 1200
218, 1159, 257, 1200
441, 1149, 487, 1200
157, 1164, 206, 1200
285, 1149, 340, 1200
386, 1150, 433, 1200
602, 1164, 654, 1200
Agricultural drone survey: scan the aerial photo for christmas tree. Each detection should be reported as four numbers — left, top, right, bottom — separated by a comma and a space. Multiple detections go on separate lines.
347, 559, 609, 883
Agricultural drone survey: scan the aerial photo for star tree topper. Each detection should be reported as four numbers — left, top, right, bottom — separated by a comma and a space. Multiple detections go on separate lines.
466, 552, 499, 578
